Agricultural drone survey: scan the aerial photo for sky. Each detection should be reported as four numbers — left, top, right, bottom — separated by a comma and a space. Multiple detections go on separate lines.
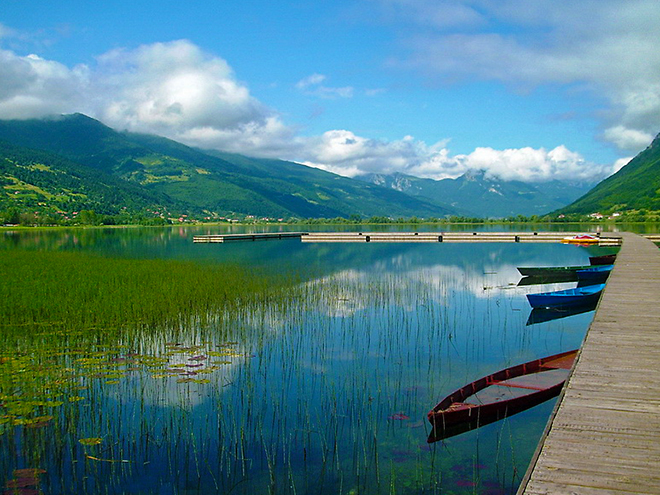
1, 0, 659, 184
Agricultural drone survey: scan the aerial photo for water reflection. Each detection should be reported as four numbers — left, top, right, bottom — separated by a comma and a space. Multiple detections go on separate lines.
0, 228, 603, 494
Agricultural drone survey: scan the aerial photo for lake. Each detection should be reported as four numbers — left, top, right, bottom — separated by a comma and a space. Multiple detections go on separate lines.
0, 226, 617, 494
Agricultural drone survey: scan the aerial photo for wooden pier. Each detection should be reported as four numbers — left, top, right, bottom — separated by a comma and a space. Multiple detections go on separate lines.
193, 231, 639, 245
192, 232, 307, 243
302, 231, 622, 245
518, 232, 660, 494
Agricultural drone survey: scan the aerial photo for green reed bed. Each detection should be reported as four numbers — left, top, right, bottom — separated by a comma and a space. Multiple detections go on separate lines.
0, 249, 297, 332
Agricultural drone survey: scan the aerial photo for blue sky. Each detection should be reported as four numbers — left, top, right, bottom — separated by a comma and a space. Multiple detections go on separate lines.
1, 0, 659, 182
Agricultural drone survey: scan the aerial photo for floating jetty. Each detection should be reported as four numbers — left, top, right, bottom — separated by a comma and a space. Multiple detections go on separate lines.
190, 231, 660, 246
301, 232, 623, 245
193, 231, 633, 245
193, 232, 307, 243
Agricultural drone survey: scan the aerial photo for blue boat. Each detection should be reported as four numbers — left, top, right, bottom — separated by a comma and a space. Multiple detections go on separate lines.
526, 283, 606, 309
576, 264, 613, 282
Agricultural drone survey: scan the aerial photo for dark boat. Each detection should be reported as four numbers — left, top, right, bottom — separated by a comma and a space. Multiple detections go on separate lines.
589, 253, 617, 265
427, 350, 578, 439
517, 265, 591, 277
576, 264, 613, 283
526, 283, 605, 309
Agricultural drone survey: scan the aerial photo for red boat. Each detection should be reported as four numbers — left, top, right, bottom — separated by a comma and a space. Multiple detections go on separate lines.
427, 350, 578, 436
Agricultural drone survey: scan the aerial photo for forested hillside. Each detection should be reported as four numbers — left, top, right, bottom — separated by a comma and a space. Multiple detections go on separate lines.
557, 133, 660, 218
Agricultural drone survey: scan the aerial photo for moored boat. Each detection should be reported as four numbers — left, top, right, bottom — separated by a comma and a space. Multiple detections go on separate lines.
517, 265, 591, 277
526, 283, 605, 309
589, 253, 617, 265
576, 264, 613, 282
427, 350, 578, 437
562, 234, 600, 245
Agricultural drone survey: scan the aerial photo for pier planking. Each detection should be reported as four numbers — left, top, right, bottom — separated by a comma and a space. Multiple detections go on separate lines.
518, 233, 660, 495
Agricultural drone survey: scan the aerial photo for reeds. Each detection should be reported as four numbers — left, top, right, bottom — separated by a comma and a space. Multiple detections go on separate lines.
0, 249, 298, 332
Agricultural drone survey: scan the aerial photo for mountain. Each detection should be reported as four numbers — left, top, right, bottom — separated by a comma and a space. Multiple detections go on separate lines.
556, 132, 660, 216
357, 171, 594, 218
0, 114, 457, 220
0, 138, 189, 222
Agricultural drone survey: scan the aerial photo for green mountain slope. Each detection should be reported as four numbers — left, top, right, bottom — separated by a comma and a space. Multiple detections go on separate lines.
0, 139, 187, 222
0, 114, 457, 219
558, 132, 660, 215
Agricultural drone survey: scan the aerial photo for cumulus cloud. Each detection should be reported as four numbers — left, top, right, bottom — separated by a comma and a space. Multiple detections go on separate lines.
91, 40, 288, 154
603, 126, 654, 152
0, 49, 88, 118
296, 129, 616, 182
378, 0, 660, 151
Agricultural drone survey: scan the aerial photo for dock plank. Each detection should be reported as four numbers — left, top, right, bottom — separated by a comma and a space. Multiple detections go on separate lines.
518, 233, 660, 495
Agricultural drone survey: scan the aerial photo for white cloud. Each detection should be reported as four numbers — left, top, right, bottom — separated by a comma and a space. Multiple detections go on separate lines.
378, 0, 660, 151
295, 130, 616, 183
296, 73, 327, 89
603, 126, 654, 152
0, 40, 294, 156
295, 72, 354, 99
92, 41, 282, 144
0, 49, 88, 119
0, 37, 623, 183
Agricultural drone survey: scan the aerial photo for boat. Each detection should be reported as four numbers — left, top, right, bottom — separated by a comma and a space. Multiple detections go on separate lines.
590, 253, 617, 265
576, 264, 613, 282
562, 234, 600, 245
427, 350, 578, 438
517, 265, 591, 277
526, 283, 605, 309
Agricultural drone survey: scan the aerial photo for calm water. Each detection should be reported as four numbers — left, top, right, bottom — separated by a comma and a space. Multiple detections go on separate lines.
0, 226, 616, 494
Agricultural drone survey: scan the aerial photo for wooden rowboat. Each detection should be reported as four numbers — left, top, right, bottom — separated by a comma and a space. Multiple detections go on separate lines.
517, 265, 590, 277
427, 350, 578, 439
576, 264, 613, 282
562, 234, 599, 245
526, 283, 605, 309
589, 253, 617, 265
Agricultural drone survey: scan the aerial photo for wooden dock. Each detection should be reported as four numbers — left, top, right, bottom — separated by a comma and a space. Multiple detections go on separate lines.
192, 232, 307, 243
191, 231, 652, 245
302, 231, 623, 245
518, 232, 660, 494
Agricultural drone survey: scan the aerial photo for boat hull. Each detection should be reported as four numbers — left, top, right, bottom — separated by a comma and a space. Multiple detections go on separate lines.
576, 265, 613, 283
526, 283, 605, 309
590, 254, 617, 265
428, 350, 578, 436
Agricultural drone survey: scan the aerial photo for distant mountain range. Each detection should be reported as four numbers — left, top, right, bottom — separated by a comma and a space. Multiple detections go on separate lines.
556, 132, 660, 216
356, 171, 594, 218
0, 114, 454, 221
2, 113, 649, 223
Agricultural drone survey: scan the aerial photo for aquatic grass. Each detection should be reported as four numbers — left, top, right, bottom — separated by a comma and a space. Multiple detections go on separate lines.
0, 249, 300, 333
